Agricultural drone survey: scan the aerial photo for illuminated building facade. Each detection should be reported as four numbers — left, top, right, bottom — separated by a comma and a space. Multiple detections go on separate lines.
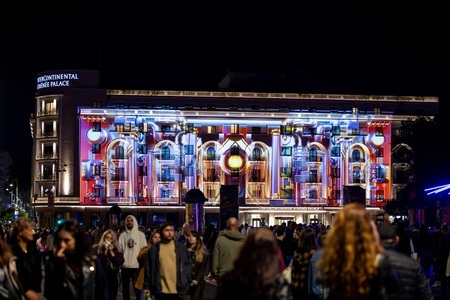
30, 70, 439, 228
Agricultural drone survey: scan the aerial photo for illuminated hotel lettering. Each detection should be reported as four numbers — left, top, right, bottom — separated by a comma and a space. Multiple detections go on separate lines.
36, 73, 79, 90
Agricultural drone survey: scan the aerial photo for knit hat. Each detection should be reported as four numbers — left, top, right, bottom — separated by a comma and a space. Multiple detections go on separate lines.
377, 223, 397, 240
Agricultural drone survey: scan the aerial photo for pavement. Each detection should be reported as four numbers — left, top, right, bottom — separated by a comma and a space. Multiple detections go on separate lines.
41, 268, 438, 300
117, 277, 218, 300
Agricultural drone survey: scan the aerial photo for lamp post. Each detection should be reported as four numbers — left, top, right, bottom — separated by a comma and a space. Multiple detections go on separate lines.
6, 188, 13, 207
9, 178, 19, 207
33, 194, 38, 220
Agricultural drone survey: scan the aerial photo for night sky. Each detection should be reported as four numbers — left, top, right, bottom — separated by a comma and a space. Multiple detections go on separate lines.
1, 2, 448, 190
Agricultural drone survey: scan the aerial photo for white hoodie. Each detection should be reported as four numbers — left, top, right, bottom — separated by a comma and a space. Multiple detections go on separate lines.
118, 215, 147, 268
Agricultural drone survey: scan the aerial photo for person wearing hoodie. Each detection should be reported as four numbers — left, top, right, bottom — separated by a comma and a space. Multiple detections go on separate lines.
212, 217, 246, 283
118, 215, 147, 300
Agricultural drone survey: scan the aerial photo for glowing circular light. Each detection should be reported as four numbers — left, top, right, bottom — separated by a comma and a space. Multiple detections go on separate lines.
228, 155, 243, 169
87, 128, 107, 144
368, 132, 385, 148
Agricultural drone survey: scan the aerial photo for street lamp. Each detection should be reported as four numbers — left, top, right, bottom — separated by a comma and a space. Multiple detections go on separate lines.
9, 178, 19, 207
33, 194, 38, 220
6, 188, 13, 207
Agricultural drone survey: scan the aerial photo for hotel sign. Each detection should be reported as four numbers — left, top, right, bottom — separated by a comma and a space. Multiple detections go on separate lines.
35, 70, 99, 95
37, 73, 79, 90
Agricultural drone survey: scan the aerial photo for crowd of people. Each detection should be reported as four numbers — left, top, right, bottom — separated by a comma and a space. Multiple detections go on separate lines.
0, 205, 445, 299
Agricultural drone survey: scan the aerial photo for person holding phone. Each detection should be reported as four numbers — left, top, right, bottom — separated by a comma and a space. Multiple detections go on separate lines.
95, 229, 125, 300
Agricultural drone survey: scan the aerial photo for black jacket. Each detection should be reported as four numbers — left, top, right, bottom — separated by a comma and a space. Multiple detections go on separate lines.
10, 242, 42, 294
143, 240, 192, 297
44, 252, 109, 300
383, 243, 433, 300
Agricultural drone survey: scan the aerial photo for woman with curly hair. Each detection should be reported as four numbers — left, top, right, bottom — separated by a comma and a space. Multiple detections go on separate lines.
316, 203, 400, 300
216, 227, 292, 300
185, 231, 208, 300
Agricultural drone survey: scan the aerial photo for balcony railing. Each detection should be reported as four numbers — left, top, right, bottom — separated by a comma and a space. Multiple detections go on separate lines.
36, 175, 57, 181
36, 153, 59, 160
37, 110, 59, 117
36, 132, 58, 138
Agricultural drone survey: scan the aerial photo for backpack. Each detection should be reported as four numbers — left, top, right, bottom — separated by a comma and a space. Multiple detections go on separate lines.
0, 256, 26, 300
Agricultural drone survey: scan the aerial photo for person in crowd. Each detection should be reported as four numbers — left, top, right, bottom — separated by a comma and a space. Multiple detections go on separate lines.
177, 223, 191, 244
215, 227, 293, 300
118, 215, 148, 300
409, 222, 420, 260
308, 227, 329, 300
240, 223, 249, 236
35, 231, 48, 269
283, 221, 295, 262
185, 231, 208, 300
211, 217, 246, 283
95, 229, 125, 300
46, 228, 54, 258
317, 203, 400, 300
431, 222, 449, 290
9, 217, 42, 300
418, 223, 433, 285
395, 221, 413, 257
44, 219, 108, 300
204, 224, 218, 277
143, 221, 192, 300
377, 223, 433, 300
0, 237, 26, 300
289, 225, 302, 260
135, 230, 161, 297
290, 227, 318, 299
276, 225, 290, 267
91, 223, 105, 246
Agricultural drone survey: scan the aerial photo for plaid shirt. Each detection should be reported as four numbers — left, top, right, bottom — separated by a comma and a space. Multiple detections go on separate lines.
291, 249, 316, 293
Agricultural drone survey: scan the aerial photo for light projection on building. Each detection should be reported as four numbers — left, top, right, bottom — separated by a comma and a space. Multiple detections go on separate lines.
78, 107, 393, 208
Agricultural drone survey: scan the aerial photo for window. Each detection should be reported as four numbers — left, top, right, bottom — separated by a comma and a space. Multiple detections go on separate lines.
309, 149, 317, 162
93, 165, 101, 176
352, 149, 361, 162
92, 144, 101, 154
206, 147, 216, 160
161, 146, 171, 160
115, 146, 124, 159
115, 167, 125, 180
138, 144, 148, 154
43, 123, 53, 136
251, 127, 261, 134
93, 123, 101, 132
43, 145, 53, 158
43, 165, 53, 179
280, 147, 292, 156
115, 189, 125, 198
252, 148, 262, 161
185, 145, 194, 155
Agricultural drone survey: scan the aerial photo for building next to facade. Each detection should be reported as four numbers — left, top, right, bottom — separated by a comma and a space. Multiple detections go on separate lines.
30, 69, 439, 229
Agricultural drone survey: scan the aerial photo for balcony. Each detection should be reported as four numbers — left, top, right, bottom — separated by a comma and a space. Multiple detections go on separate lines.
36, 109, 59, 117
36, 174, 57, 181
36, 153, 59, 160
36, 132, 58, 138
